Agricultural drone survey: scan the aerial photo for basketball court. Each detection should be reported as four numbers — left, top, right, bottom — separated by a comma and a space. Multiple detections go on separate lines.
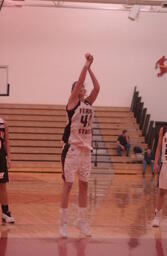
0, 0, 167, 255
0, 171, 167, 255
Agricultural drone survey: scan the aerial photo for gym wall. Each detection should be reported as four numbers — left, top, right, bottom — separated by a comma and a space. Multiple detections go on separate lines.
0, 7, 166, 121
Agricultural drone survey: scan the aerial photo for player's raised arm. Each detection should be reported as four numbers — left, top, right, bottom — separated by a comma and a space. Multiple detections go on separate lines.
154, 127, 163, 173
67, 54, 93, 110
86, 67, 100, 105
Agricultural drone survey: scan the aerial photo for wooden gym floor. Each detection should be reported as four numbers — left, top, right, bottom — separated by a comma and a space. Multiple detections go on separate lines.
1, 170, 167, 256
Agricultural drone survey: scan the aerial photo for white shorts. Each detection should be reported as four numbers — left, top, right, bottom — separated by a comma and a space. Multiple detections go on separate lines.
159, 163, 167, 190
61, 144, 91, 183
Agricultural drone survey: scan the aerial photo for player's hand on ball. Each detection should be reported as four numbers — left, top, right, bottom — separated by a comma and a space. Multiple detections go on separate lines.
85, 53, 93, 61
85, 53, 93, 68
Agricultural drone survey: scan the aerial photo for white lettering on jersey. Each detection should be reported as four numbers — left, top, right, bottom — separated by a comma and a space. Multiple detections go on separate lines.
69, 101, 93, 150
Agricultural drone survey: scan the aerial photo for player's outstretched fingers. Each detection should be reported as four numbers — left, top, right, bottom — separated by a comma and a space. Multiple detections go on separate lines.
85, 53, 91, 60
85, 53, 93, 62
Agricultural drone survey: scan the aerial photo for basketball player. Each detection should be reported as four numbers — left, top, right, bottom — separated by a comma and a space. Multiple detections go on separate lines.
0, 118, 15, 223
152, 126, 167, 227
59, 53, 100, 238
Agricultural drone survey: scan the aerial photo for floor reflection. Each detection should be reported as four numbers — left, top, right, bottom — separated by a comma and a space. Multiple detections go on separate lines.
0, 235, 166, 256
154, 228, 165, 256
0, 172, 167, 255
0, 227, 9, 256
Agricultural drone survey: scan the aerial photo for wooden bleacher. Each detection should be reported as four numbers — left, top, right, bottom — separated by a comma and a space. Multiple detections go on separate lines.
94, 106, 147, 174
0, 104, 65, 172
0, 104, 147, 174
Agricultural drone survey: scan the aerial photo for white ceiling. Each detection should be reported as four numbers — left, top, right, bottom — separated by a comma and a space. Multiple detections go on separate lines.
2, 0, 167, 10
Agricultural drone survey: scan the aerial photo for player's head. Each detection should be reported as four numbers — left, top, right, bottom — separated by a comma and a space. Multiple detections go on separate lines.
146, 148, 151, 154
71, 81, 86, 99
122, 129, 127, 136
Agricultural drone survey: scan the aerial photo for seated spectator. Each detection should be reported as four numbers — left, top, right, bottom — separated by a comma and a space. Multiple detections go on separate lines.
117, 130, 130, 156
133, 146, 143, 154
142, 148, 154, 176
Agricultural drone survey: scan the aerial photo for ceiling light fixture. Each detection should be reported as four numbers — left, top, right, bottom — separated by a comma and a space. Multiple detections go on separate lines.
128, 4, 140, 20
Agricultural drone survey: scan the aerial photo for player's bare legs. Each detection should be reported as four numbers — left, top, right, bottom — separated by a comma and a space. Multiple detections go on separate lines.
59, 182, 73, 238
78, 180, 88, 208
0, 184, 8, 205
61, 182, 73, 209
152, 189, 166, 227
0, 184, 15, 224
75, 180, 91, 236
157, 189, 166, 211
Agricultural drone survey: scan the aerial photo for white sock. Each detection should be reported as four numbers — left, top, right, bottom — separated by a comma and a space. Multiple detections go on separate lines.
155, 208, 162, 216
60, 208, 67, 224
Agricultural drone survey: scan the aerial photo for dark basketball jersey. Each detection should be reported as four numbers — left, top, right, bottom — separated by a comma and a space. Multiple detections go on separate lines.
0, 118, 8, 178
0, 118, 6, 152
62, 100, 93, 150
162, 126, 167, 163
